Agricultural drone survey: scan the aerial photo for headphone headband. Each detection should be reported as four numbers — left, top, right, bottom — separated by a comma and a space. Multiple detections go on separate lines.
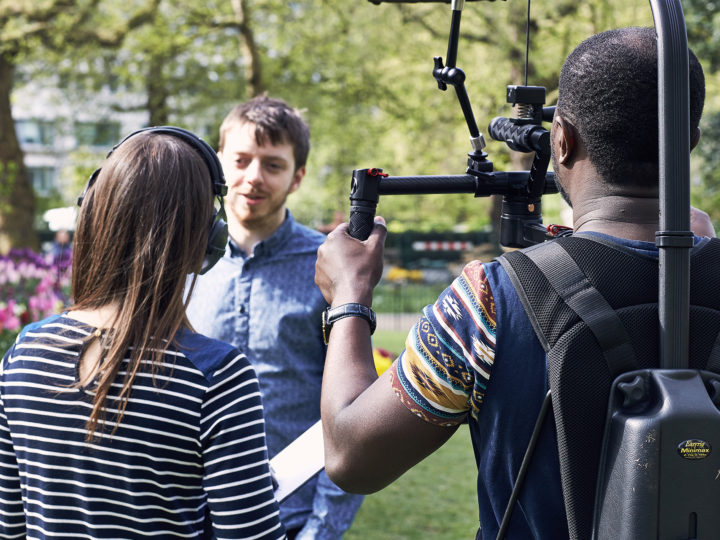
78, 126, 226, 205
77, 125, 229, 274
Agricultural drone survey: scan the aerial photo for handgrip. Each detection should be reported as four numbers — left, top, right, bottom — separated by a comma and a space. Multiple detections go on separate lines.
348, 169, 383, 240
488, 116, 550, 155
348, 202, 377, 240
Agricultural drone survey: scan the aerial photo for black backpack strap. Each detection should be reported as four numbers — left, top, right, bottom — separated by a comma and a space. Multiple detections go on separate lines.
495, 239, 639, 539
520, 240, 638, 377
495, 389, 553, 540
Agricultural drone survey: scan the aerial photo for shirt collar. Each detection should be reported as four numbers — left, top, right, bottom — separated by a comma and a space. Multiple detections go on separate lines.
228, 209, 295, 259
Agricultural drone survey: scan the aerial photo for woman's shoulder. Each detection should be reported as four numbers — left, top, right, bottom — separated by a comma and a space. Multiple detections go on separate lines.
174, 328, 251, 378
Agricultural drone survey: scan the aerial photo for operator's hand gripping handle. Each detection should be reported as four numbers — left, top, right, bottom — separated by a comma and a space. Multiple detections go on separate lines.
348, 168, 385, 240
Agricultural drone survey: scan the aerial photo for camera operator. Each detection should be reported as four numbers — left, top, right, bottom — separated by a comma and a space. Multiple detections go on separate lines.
314, 26, 715, 539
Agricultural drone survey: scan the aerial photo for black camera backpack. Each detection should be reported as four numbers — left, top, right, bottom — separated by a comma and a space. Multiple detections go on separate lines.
491, 2, 720, 538
497, 235, 720, 539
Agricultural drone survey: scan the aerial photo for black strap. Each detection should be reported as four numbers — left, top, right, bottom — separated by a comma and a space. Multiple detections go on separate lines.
519, 241, 638, 378
495, 240, 639, 539
497, 254, 551, 353
495, 390, 553, 540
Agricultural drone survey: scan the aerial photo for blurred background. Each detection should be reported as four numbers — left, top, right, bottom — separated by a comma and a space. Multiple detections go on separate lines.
2, 2, 719, 536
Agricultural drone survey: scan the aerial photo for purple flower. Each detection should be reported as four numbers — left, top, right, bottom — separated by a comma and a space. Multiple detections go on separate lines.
1, 248, 72, 345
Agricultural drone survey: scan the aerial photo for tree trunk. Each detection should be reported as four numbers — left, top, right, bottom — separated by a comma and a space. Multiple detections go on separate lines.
0, 53, 38, 253
146, 54, 170, 126
231, 0, 265, 97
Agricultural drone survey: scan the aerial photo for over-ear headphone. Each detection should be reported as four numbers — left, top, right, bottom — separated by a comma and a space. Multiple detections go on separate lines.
78, 126, 229, 274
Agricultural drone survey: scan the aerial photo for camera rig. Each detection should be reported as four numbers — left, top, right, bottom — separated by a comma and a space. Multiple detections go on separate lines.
351, 2, 713, 538
348, 0, 562, 248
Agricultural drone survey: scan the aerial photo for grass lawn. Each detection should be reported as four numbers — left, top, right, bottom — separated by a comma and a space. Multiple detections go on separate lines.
344, 428, 479, 540
343, 329, 480, 539
372, 329, 410, 356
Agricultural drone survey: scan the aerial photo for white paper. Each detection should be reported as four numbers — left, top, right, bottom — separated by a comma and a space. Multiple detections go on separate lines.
270, 419, 325, 503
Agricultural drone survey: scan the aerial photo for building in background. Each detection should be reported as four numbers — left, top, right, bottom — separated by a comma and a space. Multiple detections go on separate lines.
12, 82, 148, 226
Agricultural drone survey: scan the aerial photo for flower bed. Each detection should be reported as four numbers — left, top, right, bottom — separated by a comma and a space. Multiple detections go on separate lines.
0, 248, 72, 353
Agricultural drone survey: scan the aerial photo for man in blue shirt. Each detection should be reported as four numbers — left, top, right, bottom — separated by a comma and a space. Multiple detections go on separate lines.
186, 96, 363, 539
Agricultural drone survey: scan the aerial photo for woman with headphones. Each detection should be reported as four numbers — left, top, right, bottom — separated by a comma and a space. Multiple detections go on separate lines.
0, 128, 286, 539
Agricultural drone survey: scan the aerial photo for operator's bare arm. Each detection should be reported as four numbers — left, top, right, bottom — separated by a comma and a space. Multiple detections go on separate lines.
315, 219, 459, 494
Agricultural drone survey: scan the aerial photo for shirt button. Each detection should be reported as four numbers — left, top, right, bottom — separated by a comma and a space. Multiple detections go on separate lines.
239, 305, 246, 314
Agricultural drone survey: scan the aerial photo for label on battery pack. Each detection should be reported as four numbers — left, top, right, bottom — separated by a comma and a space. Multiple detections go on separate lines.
677, 439, 711, 460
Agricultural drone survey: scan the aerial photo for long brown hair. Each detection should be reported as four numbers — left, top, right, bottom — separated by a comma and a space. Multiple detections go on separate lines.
70, 132, 215, 440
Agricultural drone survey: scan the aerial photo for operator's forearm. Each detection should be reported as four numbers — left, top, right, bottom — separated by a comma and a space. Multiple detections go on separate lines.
321, 315, 377, 444
317, 219, 456, 492
320, 317, 458, 493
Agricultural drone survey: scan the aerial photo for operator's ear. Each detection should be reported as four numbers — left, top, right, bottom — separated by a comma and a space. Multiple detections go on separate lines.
552, 115, 578, 165
690, 126, 701, 151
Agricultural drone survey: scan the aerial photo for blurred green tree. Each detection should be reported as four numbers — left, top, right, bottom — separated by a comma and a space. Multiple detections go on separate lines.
0, 0, 160, 252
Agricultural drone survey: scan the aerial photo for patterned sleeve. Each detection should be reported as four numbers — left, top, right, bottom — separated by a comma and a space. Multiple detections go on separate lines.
391, 260, 497, 425
0, 348, 27, 537
201, 352, 286, 540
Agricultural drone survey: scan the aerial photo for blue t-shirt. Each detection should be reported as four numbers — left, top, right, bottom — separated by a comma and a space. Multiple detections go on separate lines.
392, 233, 679, 539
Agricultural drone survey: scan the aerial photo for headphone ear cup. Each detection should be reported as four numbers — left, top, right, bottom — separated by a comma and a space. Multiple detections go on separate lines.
200, 208, 228, 275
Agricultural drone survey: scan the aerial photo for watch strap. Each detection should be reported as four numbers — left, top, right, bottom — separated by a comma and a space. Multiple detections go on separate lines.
322, 303, 377, 344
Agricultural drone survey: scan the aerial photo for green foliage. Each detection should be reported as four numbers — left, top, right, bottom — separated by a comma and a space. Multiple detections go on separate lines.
286, 0, 654, 230
685, 0, 720, 72
693, 109, 720, 230
9, 0, 720, 236
62, 147, 106, 206
685, 0, 720, 231
373, 282, 447, 314
33, 190, 67, 230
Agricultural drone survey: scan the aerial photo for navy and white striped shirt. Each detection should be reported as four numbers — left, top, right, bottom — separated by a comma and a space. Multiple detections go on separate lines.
0, 314, 286, 539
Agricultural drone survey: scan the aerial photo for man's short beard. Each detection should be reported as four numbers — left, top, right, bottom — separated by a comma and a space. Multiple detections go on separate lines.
551, 152, 572, 208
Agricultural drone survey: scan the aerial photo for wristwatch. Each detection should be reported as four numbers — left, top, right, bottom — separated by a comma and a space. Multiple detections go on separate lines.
322, 303, 377, 344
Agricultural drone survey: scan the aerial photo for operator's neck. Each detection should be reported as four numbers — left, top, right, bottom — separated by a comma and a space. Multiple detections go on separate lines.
67, 301, 121, 329
572, 195, 660, 243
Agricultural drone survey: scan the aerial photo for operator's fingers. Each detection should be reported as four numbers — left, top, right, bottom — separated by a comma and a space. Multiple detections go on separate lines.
328, 222, 349, 238
366, 216, 387, 249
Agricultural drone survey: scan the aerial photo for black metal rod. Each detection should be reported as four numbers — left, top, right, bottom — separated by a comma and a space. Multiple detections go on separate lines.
650, 0, 691, 370
377, 174, 477, 195
375, 171, 556, 197
446, 7, 462, 68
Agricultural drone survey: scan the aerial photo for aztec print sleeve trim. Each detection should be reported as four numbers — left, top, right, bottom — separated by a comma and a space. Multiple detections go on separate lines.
391, 261, 497, 425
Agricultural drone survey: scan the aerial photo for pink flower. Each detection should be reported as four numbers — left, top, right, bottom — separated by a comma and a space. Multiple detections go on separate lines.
0, 302, 21, 332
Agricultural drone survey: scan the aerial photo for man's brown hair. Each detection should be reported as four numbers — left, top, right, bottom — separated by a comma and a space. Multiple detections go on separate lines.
219, 95, 310, 170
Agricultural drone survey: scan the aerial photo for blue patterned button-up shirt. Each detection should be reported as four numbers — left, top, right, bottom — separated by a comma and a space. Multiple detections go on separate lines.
186, 211, 363, 538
